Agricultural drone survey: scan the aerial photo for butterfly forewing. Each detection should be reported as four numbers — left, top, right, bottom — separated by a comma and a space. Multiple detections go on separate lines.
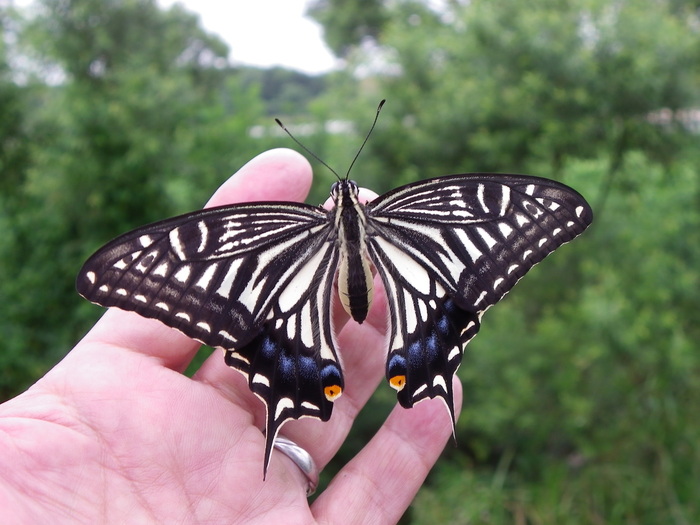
78, 204, 329, 343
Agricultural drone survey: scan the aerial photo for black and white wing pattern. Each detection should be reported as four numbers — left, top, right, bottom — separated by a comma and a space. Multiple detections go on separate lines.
365, 174, 592, 427
77, 203, 344, 474
77, 171, 592, 478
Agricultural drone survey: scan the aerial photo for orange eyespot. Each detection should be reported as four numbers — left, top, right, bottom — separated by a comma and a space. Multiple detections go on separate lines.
389, 375, 406, 391
324, 385, 343, 401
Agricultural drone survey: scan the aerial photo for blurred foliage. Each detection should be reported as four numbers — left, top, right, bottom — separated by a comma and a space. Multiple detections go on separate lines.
1, 0, 700, 523
236, 66, 326, 116
308, 0, 388, 57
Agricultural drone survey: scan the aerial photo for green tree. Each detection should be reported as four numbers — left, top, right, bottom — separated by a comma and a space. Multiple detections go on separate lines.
0, 5, 34, 396
0, 7, 29, 195
0, 0, 267, 399
236, 66, 326, 116
308, 0, 388, 57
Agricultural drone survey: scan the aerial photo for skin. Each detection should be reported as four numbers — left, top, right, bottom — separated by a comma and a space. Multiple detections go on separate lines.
0, 148, 462, 524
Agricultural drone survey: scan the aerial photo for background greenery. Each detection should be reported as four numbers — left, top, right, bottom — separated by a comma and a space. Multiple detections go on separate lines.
1, 0, 699, 522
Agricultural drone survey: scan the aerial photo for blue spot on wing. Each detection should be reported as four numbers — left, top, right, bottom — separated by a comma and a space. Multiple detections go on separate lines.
426, 332, 439, 358
298, 355, 318, 379
261, 337, 277, 358
387, 354, 407, 376
407, 340, 423, 367
321, 363, 342, 382
437, 315, 450, 335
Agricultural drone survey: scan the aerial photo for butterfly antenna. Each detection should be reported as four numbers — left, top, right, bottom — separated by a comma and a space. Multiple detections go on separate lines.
275, 117, 342, 180
344, 99, 386, 180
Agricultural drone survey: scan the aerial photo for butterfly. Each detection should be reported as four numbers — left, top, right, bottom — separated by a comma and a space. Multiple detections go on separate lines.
76, 106, 593, 477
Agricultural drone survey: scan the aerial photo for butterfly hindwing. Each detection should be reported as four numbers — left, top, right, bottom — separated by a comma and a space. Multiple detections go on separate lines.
366, 174, 593, 422
223, 238, 343, 474
369, 239, 479, 426
77, 201, 345, 472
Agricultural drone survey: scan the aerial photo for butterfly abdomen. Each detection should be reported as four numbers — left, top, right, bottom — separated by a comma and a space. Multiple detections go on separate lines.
333, 180, 375, 323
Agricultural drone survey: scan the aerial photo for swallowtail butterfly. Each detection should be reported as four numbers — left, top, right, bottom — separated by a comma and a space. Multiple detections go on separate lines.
77, 104, 593, 476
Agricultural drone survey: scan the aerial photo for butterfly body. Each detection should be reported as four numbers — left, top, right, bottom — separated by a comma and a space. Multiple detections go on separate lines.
332, 180, 375, 323
78, 170, 592, 475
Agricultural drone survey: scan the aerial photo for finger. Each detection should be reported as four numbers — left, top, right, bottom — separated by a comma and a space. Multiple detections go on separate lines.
77, 149, 313, 372
313, 377, 463, 523
206, 148, 313, 207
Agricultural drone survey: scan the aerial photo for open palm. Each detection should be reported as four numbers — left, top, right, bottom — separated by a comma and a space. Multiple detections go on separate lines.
0, 149, 460, 524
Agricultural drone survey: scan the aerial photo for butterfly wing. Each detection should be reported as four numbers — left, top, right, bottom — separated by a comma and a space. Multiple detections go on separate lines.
77, 202, 343, 474
366, 173, 593, 426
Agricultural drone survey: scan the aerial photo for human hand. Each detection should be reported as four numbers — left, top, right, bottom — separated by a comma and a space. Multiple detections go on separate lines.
0, 148, 461, 524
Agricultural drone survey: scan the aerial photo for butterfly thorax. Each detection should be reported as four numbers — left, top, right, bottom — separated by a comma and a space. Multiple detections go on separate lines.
331, 180, 375, 324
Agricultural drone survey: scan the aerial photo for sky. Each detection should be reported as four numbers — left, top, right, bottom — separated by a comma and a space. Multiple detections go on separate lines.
158, 0, 338, 75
